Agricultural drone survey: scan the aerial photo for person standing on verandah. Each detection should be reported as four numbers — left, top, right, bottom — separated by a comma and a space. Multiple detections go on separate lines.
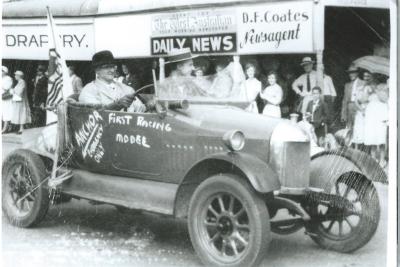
10, 70, 31, 134
2, 66, 14, 133
292, 57, 316, 115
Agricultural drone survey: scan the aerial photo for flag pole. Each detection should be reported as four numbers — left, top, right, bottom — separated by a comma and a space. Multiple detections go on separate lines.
46, 6, 62, 186
46, 6, 58, 51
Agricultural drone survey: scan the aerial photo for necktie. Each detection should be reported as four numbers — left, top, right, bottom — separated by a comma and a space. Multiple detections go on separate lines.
306, 74, 311, 92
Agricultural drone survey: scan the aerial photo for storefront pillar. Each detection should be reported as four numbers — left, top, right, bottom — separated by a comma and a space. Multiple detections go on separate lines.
316, 49, 324, 88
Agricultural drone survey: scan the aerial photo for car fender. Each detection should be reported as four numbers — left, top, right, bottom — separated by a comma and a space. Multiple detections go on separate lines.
182, 152, 281, 193
310, 148, 387, 192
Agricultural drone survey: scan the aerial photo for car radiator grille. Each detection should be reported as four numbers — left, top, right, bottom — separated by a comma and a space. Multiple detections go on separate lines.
270, 141, 310, 189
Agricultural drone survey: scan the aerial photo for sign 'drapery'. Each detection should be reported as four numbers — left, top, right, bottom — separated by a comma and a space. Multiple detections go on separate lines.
237, 1, 314, 54
2, 20, 95, 60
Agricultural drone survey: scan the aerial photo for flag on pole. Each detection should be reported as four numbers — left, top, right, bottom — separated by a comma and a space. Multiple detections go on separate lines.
46, 6, 74, 187
46, 6, 73, 124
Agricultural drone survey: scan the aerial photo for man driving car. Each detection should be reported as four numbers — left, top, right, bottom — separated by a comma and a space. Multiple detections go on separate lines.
79, 50, 146, 112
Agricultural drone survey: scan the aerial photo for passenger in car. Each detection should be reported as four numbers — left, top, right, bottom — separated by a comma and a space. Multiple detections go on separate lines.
79, 50, 146, 112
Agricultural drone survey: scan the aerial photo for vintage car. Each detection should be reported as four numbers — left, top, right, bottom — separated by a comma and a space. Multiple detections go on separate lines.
2, 76, 387, 267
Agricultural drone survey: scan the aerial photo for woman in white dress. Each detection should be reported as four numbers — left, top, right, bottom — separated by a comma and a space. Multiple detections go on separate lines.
2, 66, 14, 133
10, 70, 31, 134
364, 76, 389, 166
260, 71, 283, 118
242, 63, 261, 113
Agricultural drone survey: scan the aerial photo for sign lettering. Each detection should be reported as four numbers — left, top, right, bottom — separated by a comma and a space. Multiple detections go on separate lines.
151, 33, 236, 55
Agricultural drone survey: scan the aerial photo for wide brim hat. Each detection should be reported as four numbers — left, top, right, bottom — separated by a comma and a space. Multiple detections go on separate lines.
346, 64, 359, 73
300, 57, 315, 66
2, 66, 8, 74
14, 70, 24, 77
92, 50, 116, 68
37, 65, 47, 72
165, 48, 198, 64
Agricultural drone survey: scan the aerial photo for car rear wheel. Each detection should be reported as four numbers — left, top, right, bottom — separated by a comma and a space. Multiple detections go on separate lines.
2, 149, 50, 228
306, 174, 380, 252
188, 174, 270, 267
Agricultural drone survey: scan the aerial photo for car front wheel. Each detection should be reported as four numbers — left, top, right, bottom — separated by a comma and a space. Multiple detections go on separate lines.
188, 174, 270, 267
306, 173, 380, 252
2, 149, 50, 228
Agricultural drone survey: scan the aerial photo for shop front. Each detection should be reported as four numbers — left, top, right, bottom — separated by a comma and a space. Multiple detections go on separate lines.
2, 0, 390, 116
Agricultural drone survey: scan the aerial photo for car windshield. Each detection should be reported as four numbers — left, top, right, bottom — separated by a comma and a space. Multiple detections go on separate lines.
156, 73, 249, 102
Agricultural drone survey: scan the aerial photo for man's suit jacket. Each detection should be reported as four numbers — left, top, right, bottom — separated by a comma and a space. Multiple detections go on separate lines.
341, 78, 365, 121
306, 99, 328, 127
32, 76, 48, 107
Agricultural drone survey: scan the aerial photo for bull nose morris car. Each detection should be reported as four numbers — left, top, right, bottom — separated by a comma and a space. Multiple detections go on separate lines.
2, 75, 387, 267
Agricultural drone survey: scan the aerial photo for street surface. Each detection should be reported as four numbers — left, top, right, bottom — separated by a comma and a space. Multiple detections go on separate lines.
2, 137, 388, 267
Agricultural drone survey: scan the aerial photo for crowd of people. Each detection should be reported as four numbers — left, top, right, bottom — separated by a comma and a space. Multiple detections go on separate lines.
2, 50, 389, 166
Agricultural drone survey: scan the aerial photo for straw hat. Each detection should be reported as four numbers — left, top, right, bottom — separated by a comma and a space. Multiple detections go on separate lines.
14, 70, 24, 77
300, 57, 315, 66
165, 48, 198, 64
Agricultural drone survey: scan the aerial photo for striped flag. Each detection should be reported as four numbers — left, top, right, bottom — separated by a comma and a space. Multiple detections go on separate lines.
47, 48, 65, 107
46, 7, 73, 123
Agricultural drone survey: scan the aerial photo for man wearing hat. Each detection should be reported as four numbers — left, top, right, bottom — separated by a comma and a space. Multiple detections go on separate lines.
158, 48, 203, 98
292, 57, 317, 114
341, 63, 365, 129
79, 50, 145, 112
32, 64, 48, 127
2, 66, 14, 133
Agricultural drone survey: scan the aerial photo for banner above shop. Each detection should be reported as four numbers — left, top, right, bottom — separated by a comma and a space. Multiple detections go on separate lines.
2, 21, 95, 60
236, 1, 314, 54
149, 2, 314, 55
150, 8, 237, 55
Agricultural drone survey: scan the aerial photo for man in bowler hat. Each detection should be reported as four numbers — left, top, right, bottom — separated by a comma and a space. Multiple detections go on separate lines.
79, 50, 145, 112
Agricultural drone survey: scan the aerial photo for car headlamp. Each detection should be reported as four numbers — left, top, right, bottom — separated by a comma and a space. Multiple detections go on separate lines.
223, 130, 245, 151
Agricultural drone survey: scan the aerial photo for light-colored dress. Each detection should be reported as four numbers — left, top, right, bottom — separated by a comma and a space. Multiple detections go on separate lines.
242, 78, 261, 113
261, 84, 283, 118
2, 75, 13, 121
11, 79, 31, 124
351, 86, 369, 144
364, 84, 388, 145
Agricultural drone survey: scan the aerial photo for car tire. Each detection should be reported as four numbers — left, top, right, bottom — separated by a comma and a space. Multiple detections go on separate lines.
188, 174, 270, 267
306, 174, 380, 253
2, 149, 50, 228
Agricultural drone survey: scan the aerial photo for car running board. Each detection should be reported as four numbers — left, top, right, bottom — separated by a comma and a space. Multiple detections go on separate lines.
60, 169, 178, 215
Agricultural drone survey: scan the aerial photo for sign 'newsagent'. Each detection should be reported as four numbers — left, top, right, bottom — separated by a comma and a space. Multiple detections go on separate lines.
151, 9, 237, 55
237, 1, 314, 54
150, 2, 313, 55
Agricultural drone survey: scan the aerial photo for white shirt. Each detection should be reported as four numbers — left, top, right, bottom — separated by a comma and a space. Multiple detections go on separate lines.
242, 78, 261, 101
261, 83, 283, 105
323, 75, 337, 96
2, 75, 13, 92
350, 78, 363, 102
292, 70, 317, 95
311, 99, 320, 121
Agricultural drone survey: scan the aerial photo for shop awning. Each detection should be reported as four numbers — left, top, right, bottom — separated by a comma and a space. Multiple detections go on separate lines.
3, 0, 305, 18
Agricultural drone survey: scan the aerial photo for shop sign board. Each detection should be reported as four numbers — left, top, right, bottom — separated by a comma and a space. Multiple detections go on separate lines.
151, 9, 237, 55
2, 21, 95, 60
236, 1, 314, 54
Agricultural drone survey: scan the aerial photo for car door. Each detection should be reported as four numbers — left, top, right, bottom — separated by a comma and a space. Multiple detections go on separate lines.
108, 110, 165, 179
